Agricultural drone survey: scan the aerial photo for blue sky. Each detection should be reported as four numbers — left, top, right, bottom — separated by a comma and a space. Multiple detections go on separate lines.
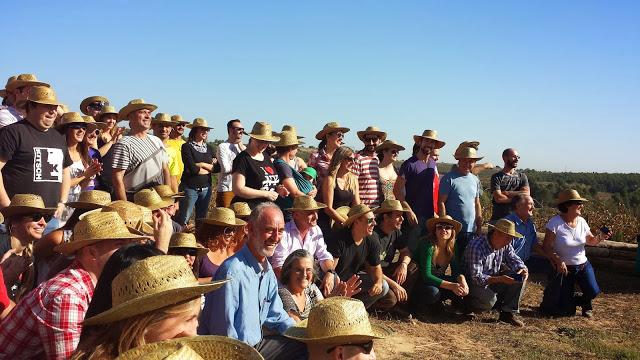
2, 1, 638, 172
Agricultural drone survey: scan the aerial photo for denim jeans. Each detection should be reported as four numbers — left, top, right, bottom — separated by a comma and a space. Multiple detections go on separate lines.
468, 281, 524, 313
410, 282, 458, 312
176, 186, 212, 225
540, 260, 600, 315
353, 272, 390, 309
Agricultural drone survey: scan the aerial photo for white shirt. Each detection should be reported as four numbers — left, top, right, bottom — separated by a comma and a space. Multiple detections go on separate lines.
546, 215, 590, 266
0, 106, 23, 128
270, 220, 333, 269
216, 141, 242, 192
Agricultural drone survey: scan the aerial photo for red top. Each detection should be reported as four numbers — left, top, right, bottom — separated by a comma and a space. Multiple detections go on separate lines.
0, 268, 10, 312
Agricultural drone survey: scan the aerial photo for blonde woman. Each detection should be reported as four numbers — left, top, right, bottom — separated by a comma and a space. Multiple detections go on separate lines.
318, 146, 360, 234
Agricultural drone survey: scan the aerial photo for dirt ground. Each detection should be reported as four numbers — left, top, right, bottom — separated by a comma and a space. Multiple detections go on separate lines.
372, 268, 640, 359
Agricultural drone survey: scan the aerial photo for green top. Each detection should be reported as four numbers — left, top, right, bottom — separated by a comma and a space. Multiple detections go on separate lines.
416, 239, 461, 287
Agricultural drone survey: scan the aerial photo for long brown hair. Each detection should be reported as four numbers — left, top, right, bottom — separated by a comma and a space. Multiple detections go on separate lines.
428, 227, 457, 264
327, 146, 353, 178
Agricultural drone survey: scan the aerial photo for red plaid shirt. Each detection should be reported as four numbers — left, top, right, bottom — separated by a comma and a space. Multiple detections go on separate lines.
0, 261, 95, 359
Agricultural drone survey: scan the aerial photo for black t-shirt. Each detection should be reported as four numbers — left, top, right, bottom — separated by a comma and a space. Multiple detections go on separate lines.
327, 227, 381, 280
367, 226, 406, 268
231, 150, 280, 209
0, 121, 73, 207
181, 142, 215, 189
490, 171, 529, 220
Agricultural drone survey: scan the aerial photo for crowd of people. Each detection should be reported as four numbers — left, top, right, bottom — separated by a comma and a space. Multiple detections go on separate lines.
0, 73, 614, 359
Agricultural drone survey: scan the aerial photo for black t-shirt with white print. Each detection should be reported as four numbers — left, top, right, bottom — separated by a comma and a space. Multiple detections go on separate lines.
231, 150, 280, 209
0, 120, 73, 207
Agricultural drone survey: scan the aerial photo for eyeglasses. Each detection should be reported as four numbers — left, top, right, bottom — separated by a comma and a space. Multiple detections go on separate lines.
363, 137, 378, 143
329, 131, 344, 138
223, 227, 236, 236
92, 129, 102, 136
366, 217, 375, 225
435, 224, 454, 231
327, 341, 374, 355
171, 248, 198, 257
24, 212, 53, 223
69, 123, 88, 130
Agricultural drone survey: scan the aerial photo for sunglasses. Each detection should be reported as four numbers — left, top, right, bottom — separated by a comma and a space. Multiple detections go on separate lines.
232, 126, 245, 132
363, 137, 379, 143
69, 123, 88, 130
224, 227, 236, 236
88, 102, 106, 110
329, 131, 344, 138
365, 217, 375, 225
24, 212, 53, 223
435, 224, 454, 231
327, 341, 374, 355
387, 149, 399, 155
171, 248, 198, 257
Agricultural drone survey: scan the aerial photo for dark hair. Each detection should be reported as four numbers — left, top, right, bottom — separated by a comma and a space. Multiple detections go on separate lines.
502, 148, 512, 159
510, 194, 528, 211
227, 119, 240, 131
318, 139, 327, 152
412, 142, 420, 156
280, 249, 315, 285
196, 222, 227, 249
558, 200, 582, 213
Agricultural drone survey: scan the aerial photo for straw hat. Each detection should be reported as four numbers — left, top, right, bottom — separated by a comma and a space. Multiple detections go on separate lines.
454, 141, 484, 160
373, 199, 410, 215
282, 125, 304, 139
66, 190, 111, 210
134, 189, 175, 211
286, 195, 327, 211
153, 185, 185, 199
169, 233, 209, 256
0, 75, 17, 98
83, 255, 228, 325
151, 112, 175, 125
426, 214, 462, 234
5, 73, 49, 92
335, 206, 350, 221
96, 105, 119, 121
187, 117, 214, 130
343, 204, 376, 227
274, 130, 304, 147
115, 336, 264, 360
104, 200, 155, 236
357, 126, 387, 142
487, 219, 523, 239
82, 115, 109, 132
375, 140, 405, 153
231, 202, 251, 218
556, 189, 588, 205
413, 130, 445, 149
315, 122, 350, 140
201, 207, 247, 227
55, 211, 150, 255
79, 96, 110, 115
0, 194, 56, 218
284, 296, 392, 343
55, 112, 86, 130
24, 86, 61, 106
118, 98, 157, 120
171, 114, 189, 124
247, 122, 280, 142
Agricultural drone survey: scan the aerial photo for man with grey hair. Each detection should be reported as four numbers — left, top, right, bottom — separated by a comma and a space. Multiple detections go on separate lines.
504, 194, 539, 262
199, 202, 307, 360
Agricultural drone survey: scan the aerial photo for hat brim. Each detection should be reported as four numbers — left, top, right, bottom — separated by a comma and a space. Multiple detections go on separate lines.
115, 335, 264, 360
0, 206, 56, 219
6, 80, 50, 92
373, 205, 410, 215
556, 197, 589, 205
376, 143, 405, 152
248, 133, 281, 142
141, 198, 176, 211
487, 223, 523, 239
54, 231, 151, 255
87, 122, 109, 132
285, 202, 327, 211
200, 218, 247, 227
169, 245, 210, 257
151, 120, 176, 126
80, 96, 109, 115
275, 139, 304, 147
64, 201, 107, 210
0, 89, 6, 98
283, 319, 392, 344
343, 207, 376, 227
315, 127, 350, 141
357, 131, 388, 142
29, 98, 62, 107
426, 217, 463, 234
186, 124, 214, 130
413, 135, 446, 149
453, 155, 484, 161
83, 279, 229, 325
118, 103, 158, 120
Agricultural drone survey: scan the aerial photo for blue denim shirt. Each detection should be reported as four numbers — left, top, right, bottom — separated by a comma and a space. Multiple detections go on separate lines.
505, 213, 537, 262
198, 244, 295, 346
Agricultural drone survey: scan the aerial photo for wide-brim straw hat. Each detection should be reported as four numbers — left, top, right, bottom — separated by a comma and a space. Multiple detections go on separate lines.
274, 130, 304, 147
6, 73, 50, 92
55, 211, 150, 255
488, 219, 523, 239
83, 255, 228, 325
315, 122, 350, 140
0, 194, 56, 218
556, 189, 588, 205
426, 214, 462, 234
357, 126, 387, 142
413, 129, 445, 149
115, 336, 264, 360
80, 96, 110, 115
153, 185, 185, 199
247, 121, 280, 142
24, 86, 61, 106
286, 195, 327, 211
151, 112, 175, 125
282, 124, 305, 139
104, 200, 155, 236
376, 140, 405, 152
66, 190, 112, 210
201, 207, 247, 227
0, 75, 17, 98
284, 296, 392, 344
83, 115, 109, 132
169, 233, 209, 256
118, 98, 157, 120
231, 202, 251, 218
454, 144, 484, 160
171, 114, 189, 124
187, 117, 214, 130
343, 204, 376, 227
373, 199, 410, 215
134, 189, 175, 211
55, 111, 86, 130
96, 105, 119, 121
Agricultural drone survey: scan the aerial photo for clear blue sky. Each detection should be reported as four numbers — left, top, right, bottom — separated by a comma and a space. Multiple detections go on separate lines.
2, 1, 638, 172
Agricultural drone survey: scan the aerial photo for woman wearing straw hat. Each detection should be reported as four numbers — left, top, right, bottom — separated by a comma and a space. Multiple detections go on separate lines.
231, 121, 288, 209
318, 146, 360, 235
114, 335, 263, 360
196, 207, 247, 281
71, 255, 227, 359
376, 140, 405, 202
82, 117, 111, 191
308, 122, 350, 196
168, 232, 209, 275
95, 105, 125, 157
230, 202, 251, 253
540, 189, 611, 318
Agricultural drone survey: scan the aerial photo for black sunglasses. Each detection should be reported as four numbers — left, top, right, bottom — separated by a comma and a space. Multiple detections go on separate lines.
88, 102, 106, 110
171, 248, 198, 257
68, 123, 88, 130
327, 340, 374, 354
24, 212, 53, 223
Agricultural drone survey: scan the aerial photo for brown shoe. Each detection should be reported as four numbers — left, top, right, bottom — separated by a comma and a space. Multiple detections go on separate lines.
499, 311, 524, 327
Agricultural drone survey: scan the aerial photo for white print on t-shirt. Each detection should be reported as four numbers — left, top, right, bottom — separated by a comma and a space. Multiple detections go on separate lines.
260, 166, 280, 191
33, 147, 63, 182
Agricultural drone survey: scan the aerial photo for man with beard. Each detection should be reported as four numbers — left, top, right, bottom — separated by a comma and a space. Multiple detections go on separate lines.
490, 148, 530, 223
216, 119, 246, 207
199, 202, 307, 360
166, 114, 189, 189
152, 113, 181, 192
354, 126, 386, 207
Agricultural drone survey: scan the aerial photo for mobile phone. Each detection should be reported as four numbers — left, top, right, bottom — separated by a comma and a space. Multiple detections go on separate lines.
600, 226, 611, 235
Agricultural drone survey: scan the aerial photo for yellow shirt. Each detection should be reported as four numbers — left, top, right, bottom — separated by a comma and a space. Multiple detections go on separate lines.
165, 138, 185, 182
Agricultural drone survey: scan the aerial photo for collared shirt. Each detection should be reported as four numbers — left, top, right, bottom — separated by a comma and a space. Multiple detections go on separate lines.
198, 244, 295, 346
308, 149, 330, 196
0, 105, 22, 128
354, 151, 382, 207
216, 141, 242, 192
505, 212, 537, 262
270, 220, 333, 270
464, 235, 526, 287
0, 261, 95, 360
165, 138, 185, 183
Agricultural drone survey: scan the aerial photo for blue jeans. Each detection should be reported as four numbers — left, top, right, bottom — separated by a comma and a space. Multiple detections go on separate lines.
410, 282, 458, 312
176, 186, 212, 225
540, 260, 600, 316
468, 281, 524, 313
353, 272, 390, 309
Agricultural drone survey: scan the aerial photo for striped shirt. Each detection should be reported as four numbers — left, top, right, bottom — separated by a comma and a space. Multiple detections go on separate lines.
354, 152, 382, 207
110, 134, 167, 191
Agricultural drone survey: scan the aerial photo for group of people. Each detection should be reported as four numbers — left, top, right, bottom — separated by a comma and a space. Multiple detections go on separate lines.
0, 73, 612, 359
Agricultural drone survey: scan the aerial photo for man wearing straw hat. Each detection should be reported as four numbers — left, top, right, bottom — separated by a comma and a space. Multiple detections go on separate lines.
354, 126, 387, 208
216, 119, 246, 208
152, 113, 181, 193
0, 86, 72, 224
0, 74, 50, 128
284, 296, 391, 359
464, 218, 528, 327
166, 114, 189, 187
110, 99, 170, 201
79, 95, 110, 118
199, 202, 307, 360
0, 211, 151, 359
